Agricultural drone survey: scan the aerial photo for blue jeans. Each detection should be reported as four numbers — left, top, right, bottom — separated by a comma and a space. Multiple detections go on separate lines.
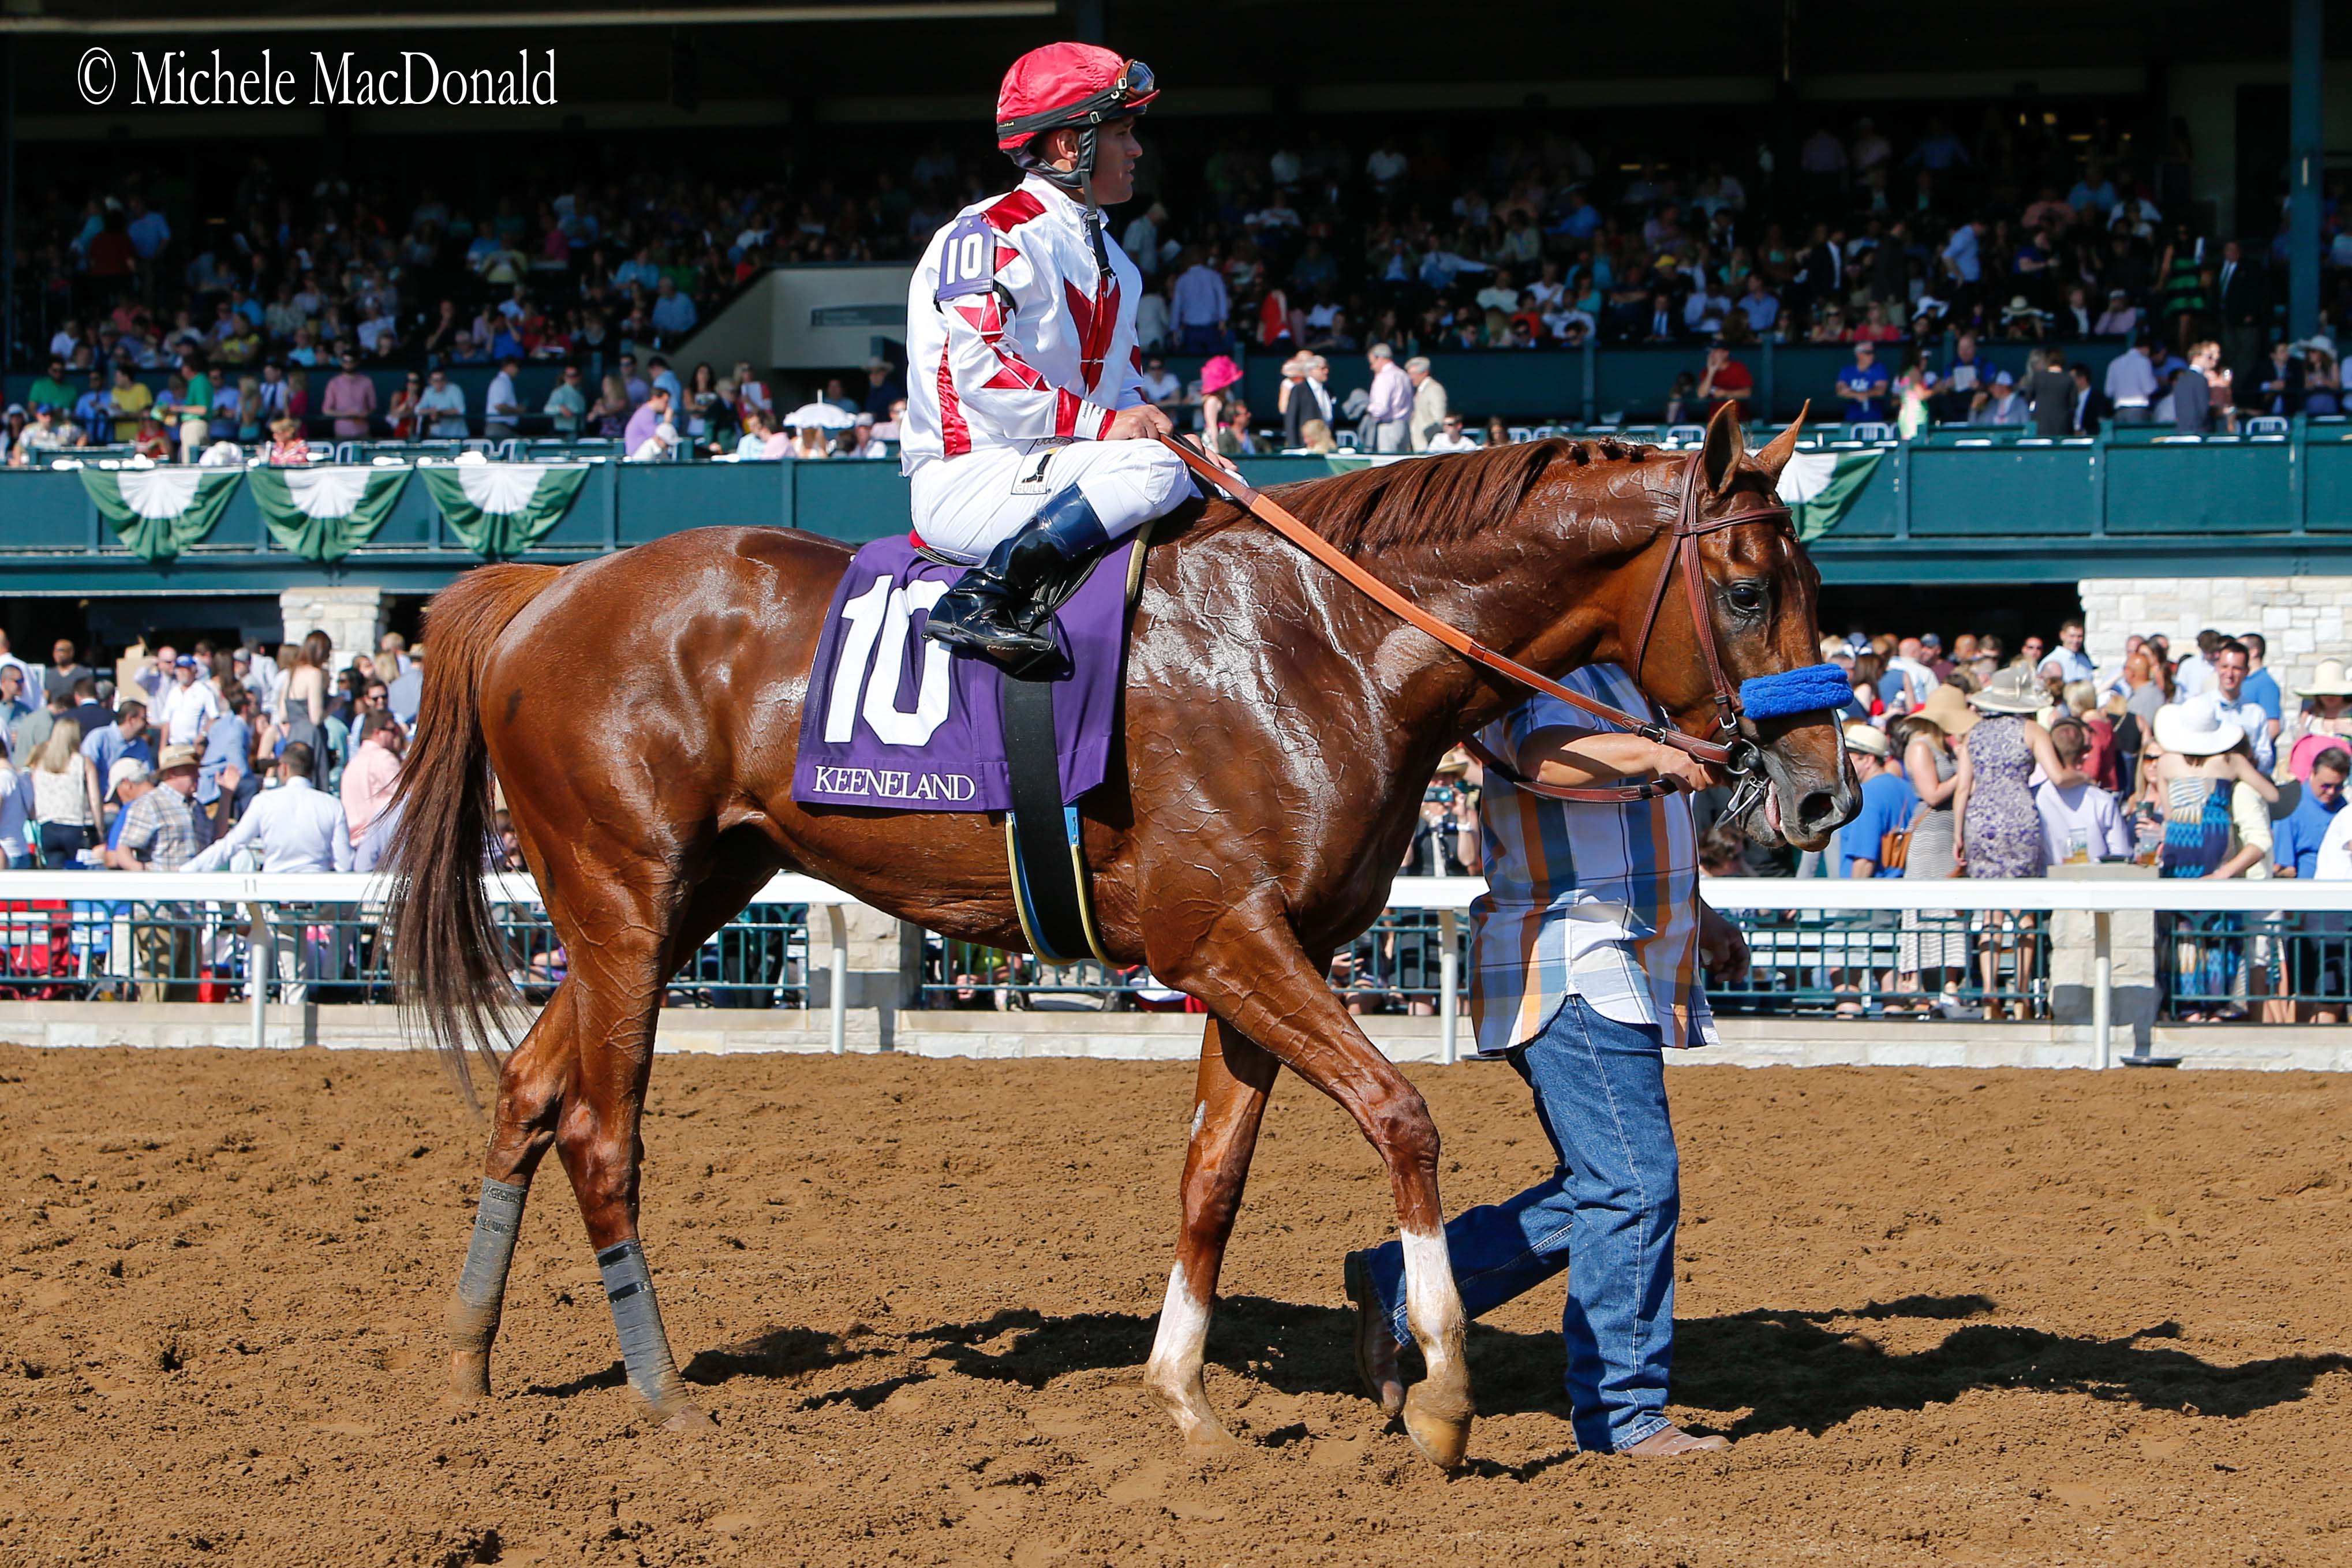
1362, 995, 1681, 1453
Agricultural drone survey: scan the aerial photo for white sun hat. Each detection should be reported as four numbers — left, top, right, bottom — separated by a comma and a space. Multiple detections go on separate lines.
2295, 658, 2352, 697
2152, 694, 2247, 757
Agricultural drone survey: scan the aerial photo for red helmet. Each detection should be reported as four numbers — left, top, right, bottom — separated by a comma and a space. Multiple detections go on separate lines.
994, 42, 1158, 152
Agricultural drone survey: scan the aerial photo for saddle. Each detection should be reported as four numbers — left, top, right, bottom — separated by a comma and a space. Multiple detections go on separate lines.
790, 523, 1155, 967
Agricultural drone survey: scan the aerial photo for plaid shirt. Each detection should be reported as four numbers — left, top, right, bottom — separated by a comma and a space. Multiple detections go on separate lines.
115, 785, 200, 871
1469, 665, 1717, 1057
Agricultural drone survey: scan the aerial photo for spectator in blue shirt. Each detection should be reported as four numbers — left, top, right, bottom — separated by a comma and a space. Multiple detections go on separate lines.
648, 355, 684, 406
79, 701, 154, 806
1839, 724, 1919, 877
2274, 749, 2349, 879
1905, 119, 1972, 173
2036, 620, 2098, 687
1836, 341, 1891, 422
1550, 188, 1601, 240
2241, 633, 2284, 730
650, 279, 699, 339
124, 196, 170, 260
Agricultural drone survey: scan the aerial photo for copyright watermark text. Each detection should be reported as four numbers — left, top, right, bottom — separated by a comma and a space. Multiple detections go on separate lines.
74, 47, 558, 108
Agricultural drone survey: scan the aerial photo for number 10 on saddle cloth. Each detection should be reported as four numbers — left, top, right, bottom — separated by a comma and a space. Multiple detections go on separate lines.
790, 532, 1141, 812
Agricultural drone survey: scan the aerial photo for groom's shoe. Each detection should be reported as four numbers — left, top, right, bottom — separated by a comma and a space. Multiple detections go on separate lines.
1342, 1250, 1405, 1417
1624, 1424, 1731, 1457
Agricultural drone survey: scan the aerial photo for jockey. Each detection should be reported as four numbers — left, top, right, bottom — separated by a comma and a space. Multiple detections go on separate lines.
903, 42, 1198, 663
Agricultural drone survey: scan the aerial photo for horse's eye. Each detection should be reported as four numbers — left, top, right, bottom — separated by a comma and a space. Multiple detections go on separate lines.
1726, 581, 1768, 616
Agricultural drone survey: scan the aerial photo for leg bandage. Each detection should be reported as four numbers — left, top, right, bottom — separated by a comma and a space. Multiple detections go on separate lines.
449, 1178, 526, 1346
597, 1239, 690, 1412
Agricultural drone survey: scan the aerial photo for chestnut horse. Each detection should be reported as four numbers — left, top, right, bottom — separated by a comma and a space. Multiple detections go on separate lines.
385, 403, 1852, 1469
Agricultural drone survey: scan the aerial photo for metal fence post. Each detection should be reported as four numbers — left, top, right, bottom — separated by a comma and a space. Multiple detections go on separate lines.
826, 902, 848, 1054
2092, 908, 2113, 1070
248, 900, 272, 1050
1439, 908, 1460, 1065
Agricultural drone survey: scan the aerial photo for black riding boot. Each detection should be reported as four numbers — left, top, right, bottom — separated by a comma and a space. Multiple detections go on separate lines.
923, 485, 1110, 665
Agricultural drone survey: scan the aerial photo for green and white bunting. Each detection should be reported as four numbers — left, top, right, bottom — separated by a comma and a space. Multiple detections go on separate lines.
78, 465, 243, 562
247, 464, 410, 562
418, 462, 592, 557
1778, 448, 1887, 542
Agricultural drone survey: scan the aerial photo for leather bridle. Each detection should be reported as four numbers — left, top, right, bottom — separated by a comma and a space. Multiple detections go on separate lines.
1154, 435, 1792, 807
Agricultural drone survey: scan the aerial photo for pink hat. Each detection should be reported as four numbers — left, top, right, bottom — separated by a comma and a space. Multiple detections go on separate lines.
1198, 355, 1243, 394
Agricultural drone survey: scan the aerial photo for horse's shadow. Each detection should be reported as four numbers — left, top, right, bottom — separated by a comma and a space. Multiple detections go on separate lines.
698, 1291, 2350, 1438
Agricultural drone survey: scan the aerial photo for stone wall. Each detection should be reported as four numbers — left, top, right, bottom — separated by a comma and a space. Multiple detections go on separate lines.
276, 586, 387, 675
2078, 576, 2352, 698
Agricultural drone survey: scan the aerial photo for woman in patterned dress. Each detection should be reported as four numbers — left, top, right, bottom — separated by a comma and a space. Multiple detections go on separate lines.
1952, 667, 2069, 1019
1897, 694, 1970, 1013
2150, 695, 2279, 1020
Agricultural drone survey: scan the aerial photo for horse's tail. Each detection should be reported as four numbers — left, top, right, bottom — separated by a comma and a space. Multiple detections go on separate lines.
384, 563, 566, 1109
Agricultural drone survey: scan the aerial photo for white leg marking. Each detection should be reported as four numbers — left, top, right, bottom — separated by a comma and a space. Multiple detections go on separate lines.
1189, 1099, 1206, 1140
1146, 1262, 1211, 1380
1398, 1226, 1465, 1367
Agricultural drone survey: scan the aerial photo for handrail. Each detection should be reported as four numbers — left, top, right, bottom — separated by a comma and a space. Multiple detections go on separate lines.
8, 869, 2346, 1068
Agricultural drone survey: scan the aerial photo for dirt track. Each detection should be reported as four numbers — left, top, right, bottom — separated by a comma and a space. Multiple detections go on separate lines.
1, 1044, 2349, 1566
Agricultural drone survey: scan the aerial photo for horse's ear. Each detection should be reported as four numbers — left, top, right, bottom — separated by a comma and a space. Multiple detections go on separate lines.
1753, 402, 1811, 487
1700, 398, 1744, 493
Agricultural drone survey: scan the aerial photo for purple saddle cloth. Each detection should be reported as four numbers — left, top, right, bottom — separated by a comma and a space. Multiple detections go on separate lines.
791, 534, 1140, 811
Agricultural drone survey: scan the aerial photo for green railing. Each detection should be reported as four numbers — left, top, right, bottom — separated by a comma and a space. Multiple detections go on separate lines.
5, 416, 2352, 593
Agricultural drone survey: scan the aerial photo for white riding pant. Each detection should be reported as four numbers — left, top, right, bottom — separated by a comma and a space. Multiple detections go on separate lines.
908, 438, 1196, 563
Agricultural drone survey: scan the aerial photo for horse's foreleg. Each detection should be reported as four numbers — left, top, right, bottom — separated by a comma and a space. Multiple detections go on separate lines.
447, 983, 576, 1400
552, 942, 713, 1434
1160, 903, 1473, 1469
1142, 1015, 1280, 1452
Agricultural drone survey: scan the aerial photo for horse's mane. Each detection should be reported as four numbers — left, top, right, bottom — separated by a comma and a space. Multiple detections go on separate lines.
1196, 436, 1659, 553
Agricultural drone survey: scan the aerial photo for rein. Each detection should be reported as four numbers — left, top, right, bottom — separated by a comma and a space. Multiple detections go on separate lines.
1154, 435, 1789, 806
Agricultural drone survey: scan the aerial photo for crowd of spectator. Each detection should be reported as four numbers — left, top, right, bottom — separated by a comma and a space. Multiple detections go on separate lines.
19, 110, 2352, 442
1810, 621, 2352, 1022
1376, 616, 2352, 1023
0, 623, 452, 997
0, 624, 425, 873
1, 344, 911, 465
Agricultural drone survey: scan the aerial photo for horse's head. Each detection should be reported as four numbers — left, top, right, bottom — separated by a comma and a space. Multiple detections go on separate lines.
1624, 401, 1856, 851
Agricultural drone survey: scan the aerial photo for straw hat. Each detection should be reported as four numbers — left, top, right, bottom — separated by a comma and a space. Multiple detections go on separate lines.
1916, 683, 1979, 736
156, 744, 200, 772
1968, 665, 2045, 715
1842, 722, 1891, 758
2153, 694, 2246, 757
2296, 658, 2352, 697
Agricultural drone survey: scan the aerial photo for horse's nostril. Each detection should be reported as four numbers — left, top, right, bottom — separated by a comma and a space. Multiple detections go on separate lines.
1797, 791, 1836, 829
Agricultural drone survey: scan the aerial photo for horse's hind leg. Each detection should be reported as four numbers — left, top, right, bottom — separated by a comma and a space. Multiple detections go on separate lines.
1142, 1016, 1280, 1452
446, 983, 577, 1399
549, 919, 715, 1432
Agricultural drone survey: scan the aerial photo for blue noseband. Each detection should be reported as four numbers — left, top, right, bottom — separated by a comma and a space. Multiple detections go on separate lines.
1737, 663, 1854, 721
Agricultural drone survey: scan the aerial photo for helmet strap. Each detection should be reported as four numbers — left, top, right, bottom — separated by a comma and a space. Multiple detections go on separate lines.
1014, 128, 1112, 273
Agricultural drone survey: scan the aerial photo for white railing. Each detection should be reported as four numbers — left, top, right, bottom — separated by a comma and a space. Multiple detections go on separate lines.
9, 870, 2352, 1067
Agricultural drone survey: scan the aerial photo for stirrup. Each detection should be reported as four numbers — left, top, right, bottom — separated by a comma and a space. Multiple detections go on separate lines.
925, 593, 1056, 660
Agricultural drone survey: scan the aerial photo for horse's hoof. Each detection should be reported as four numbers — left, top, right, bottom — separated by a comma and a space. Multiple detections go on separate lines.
448, 1350, 492, 1401
660, 1405, 718, 1436
1177, 1420, 1242, 1459
1400, 1384, 1471, 1470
